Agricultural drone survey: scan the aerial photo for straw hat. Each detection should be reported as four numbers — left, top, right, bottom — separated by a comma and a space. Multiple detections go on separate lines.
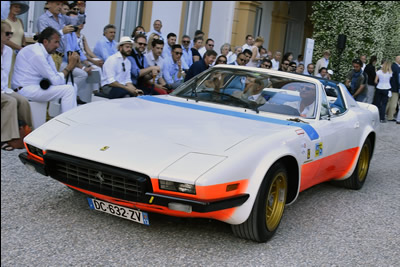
117, 36, 133, 48
10, 1, 29, 15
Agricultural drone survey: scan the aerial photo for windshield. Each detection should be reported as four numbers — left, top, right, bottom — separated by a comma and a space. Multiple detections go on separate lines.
171, 67, 319, 118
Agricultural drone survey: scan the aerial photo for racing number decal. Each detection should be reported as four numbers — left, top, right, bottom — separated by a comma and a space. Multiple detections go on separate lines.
315, 142, 323, 157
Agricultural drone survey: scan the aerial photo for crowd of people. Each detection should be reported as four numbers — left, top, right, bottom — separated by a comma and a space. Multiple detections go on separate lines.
1, 1, 399, 151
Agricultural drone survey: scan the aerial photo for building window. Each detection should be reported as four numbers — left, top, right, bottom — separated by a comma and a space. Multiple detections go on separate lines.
115, 1, 143, 41
18, 1, 46, 36
183, 1, 204, 38
253, 6, 262, 37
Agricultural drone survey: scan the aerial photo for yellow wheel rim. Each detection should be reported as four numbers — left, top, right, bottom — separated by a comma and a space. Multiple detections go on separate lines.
266, 172, 287, 231
357, 143, 370, 182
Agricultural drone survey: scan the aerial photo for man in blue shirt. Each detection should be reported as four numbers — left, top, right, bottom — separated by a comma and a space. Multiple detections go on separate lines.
163, 44, 189, 90
37, 0, 86, 70
185, 50, 217, 82
127, 33, 161, 95
93, 24, 117, 62
181, 35, 193, 68
162, 32, 176, 60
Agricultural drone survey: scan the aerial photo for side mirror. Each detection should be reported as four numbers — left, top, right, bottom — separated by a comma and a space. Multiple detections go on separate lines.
330, 107, 340, 115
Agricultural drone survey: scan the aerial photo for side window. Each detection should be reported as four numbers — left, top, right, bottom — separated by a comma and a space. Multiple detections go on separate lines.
183, 1, 205, 37
18, 1, 46, 36
326, 84, 347, 115
115, 1, 142, 41
320, 88, 330, 118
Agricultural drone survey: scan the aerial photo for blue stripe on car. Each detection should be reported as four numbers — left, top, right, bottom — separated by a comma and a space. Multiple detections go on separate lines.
140, 96, 319, 140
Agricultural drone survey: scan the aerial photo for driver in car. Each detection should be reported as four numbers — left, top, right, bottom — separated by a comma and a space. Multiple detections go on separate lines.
285, 84, 316, 118
232, 78, 266, 105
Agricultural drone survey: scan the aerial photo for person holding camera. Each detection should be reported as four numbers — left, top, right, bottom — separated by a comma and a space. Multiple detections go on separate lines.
12, 27, 80, 114
37, 0, 86, 71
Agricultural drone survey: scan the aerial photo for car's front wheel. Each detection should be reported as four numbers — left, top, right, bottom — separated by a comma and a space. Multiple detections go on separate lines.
231, 162, 288, 242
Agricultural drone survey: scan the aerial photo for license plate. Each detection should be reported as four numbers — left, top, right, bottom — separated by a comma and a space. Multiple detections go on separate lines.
87, 198, 149, 225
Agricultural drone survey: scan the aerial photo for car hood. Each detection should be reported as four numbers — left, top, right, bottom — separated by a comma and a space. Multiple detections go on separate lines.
38, 95, 304, 179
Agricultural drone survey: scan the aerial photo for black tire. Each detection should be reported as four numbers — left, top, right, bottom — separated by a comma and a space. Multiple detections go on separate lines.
333, 138, 372, 190
231, 162, 288, 242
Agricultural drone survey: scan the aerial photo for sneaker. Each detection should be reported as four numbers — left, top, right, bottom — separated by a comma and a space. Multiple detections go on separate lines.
380, 120, 387, 123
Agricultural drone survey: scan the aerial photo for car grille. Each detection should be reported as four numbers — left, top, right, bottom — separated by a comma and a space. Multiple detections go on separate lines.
44, 151, 152, 202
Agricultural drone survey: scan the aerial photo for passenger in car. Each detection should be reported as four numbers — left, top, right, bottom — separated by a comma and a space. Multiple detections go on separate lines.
284, 84, 316, 118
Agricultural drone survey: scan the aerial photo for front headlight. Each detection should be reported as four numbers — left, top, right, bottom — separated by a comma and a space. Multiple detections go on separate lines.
26, 144, 44, 159
159, 180, 196, 194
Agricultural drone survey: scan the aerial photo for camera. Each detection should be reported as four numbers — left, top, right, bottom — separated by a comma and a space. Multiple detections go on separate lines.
40, 78, 51, 90
73, 26, 79, 32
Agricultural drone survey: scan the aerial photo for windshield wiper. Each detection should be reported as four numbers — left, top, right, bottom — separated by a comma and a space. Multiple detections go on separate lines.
287, 117, 309, 124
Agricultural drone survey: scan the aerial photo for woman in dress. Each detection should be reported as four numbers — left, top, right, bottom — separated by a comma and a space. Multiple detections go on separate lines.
247, 36, 264, 67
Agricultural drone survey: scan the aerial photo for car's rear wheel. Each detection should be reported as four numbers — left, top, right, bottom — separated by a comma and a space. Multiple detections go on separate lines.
334, 138, 372, 190
231, 162, 288, 242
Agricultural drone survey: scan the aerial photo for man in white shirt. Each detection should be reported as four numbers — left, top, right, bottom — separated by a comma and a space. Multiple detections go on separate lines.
242, 35, 254, 51
147, 20, 165, 41
285, 84, 316, 118
12, 27, 79, 113
145, 38, 168, 92
314, 50, 330, 76
271, 51, 282, 70
101, 36, 143, 99
199, 38, 215, 58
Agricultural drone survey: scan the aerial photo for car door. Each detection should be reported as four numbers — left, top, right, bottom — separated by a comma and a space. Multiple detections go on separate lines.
313, 85, 361, 181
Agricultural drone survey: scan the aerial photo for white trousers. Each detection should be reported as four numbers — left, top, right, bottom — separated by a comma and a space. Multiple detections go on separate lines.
60, 62, 91, 102
18, 84, 77, 113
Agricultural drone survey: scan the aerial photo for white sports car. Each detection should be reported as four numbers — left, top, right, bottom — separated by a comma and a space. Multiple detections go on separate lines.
19, 65, 379, 242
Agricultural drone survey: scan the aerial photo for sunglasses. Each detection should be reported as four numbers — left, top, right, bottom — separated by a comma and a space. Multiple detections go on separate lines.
217, 60, 227, 64
137, 42, 147, 46
182, 40, 190, 44
174, 52, 183, 55
122, 62, 126, 72
5, 31, 13, 36
262, 64, 271, 68
73, 8, 80, 11
238, 58, 246, 62
207, 44, 214, 47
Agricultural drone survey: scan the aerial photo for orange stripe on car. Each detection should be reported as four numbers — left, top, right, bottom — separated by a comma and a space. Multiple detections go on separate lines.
67, 184, 239, 221
151, 178, 249, 201
24, 142, 45, 164
300, 147, 360, 191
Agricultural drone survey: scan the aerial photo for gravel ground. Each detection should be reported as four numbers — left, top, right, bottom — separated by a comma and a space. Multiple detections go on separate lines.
1, 121, 399, 266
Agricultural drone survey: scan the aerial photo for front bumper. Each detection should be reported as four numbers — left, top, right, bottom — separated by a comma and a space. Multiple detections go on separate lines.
19, 152, 249, 213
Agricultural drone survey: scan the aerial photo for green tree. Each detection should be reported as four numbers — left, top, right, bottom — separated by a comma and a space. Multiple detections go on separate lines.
311, 1, 400, 82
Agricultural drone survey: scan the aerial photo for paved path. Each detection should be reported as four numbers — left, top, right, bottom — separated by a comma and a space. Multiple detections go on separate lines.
1, 121, 399, 266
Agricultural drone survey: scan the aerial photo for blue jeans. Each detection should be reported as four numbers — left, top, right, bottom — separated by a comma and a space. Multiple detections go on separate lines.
109, 87, 135, 99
